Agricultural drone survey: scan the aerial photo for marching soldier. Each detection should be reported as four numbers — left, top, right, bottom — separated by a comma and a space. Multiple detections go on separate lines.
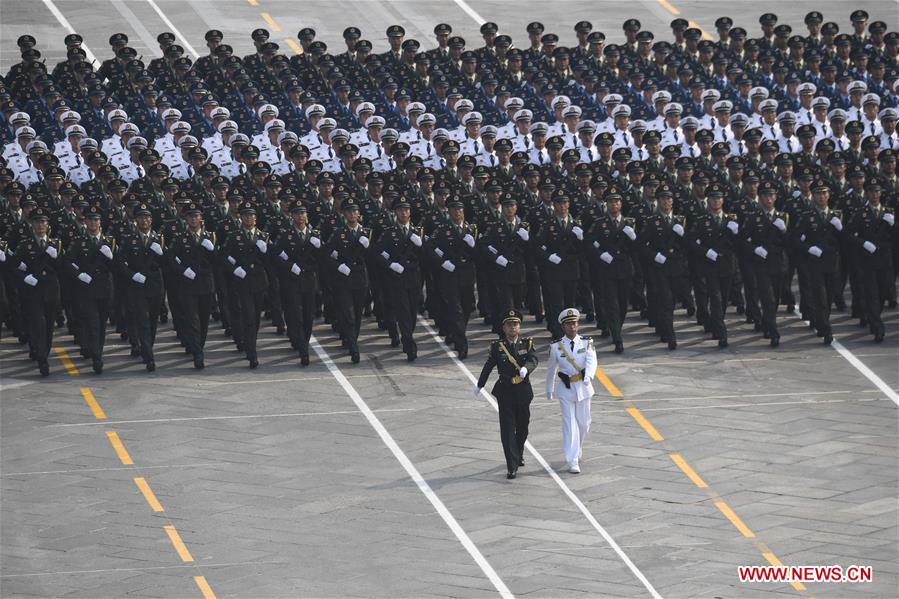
373, 199, 423, 361
475, 309, 538, 479
742, 183, 789, 347
66, 205, 116, 373
544, 308, 597, 474
14, 208, 62, 376
168, 203, 217, 369
587, 186, 637, 353
274, 201, 321, 366
690, 183, 739, 348
325, 201, 371, 363
848, 178, 894, 342
429, 197, 478, 359
222, 201, 270, 368
792, 180, 843, 346
478, 193, 529, 334
535, 190, 583, 340
115, 203, 165, 371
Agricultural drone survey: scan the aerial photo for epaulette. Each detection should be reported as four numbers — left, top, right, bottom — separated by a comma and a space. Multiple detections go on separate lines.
520, 222, 530, 229
527, 337, 534, 351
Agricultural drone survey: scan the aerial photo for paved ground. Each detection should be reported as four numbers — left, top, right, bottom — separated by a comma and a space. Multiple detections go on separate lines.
2, 1, 899, 598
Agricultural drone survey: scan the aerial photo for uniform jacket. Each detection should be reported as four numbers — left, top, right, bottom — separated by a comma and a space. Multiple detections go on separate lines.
544, 334, 597, 402
477, 336, 538, 401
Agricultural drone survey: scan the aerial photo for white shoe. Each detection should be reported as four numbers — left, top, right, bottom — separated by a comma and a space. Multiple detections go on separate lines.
568, 462, 580, 474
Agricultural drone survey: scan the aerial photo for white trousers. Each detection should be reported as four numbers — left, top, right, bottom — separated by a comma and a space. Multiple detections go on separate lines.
559, 396, 591, 465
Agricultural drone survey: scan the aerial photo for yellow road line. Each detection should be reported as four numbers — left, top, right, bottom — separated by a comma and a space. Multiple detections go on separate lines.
163, 525, 194, 562
246, 0, 257, 5
260, 12, 281, 32
284, 38, 303, 55
763, 551, 807, 591
657, 0, 680, 15
106, 431, 134, 465
714, 500, 755, 538
53, 348, 79, 376
594, 367, 623, 397
79, 387, 106, 419
626, 407, 664, 441
194, 576, 217, 599
689, 21, 715, 41
670, 454, 708, 488
133, 477, 164, 512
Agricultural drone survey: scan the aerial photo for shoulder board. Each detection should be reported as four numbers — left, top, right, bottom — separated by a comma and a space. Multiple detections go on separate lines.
490, 340, 499, 349
312, 229, 321, 236
726, 213, 737, 221
573, 219, 582, 226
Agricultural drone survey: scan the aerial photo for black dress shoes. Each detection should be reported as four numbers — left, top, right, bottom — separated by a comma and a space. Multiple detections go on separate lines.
146, 361, 155, 372
300, 355, 310, 366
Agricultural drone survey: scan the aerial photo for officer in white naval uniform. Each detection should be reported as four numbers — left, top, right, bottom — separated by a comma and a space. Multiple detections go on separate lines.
544, 308, 597, 473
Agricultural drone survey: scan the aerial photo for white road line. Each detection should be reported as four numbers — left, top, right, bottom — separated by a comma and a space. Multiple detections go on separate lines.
793, 309, 899, 407
309, 335, 514, 599
145, 0, 200, 58
39, 0, 99, 65
451, 0, 486, 25
595, 388, 886, 403
422, 323, 663, 599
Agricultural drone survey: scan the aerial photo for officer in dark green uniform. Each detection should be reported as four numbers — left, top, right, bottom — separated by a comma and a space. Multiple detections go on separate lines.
475, 309, 538, 480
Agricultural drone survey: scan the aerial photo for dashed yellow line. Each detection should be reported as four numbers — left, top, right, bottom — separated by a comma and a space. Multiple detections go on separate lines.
194, 576, 217, 599
79, 387, 106, 419
163, 525, 194, 562
54, 347, 79, 376
626, 406, 664, 441
594, 367, 623, 397
133, 477, 164, 512
714, 500, 755, 538
246, 0, 257, 5
284, 38, 303, 55
105, 431, 134, 465
670, 454, 708, 488
657, 0, 680, 15
260, 12, 281, 32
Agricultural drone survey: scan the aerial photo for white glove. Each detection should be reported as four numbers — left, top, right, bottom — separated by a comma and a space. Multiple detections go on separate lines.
592, 241, 600, 249
654, 252, 667, 265
829, 216, 842, 231
672, 223, 684, 237
150, 242, 163, 255
572, 225, 583, 240
548, 253, 562, 264
279, 250, 288, 261
518, 367, 528, 378
132, 272, 146, 284
17, 261, 25, 271
0, 250, 5, 263
330, 250, 338, 260
773, 217, 786, 232
309, 236, 321, 248
754, 246, 768, 259
705, 248, 718, 262
389, 262, 405, 274
24, 274, 37, 286
227, 255, 236, 265
380, 250, 390, 260
255, 239, 267, 253
338, 263, 351, 276
474, 386, 482, 397
201, 238, 214, 251
600, 251, 613, 264
808, 245, 823, 257
622, 225, 636, 240
175, 257, 181, 264
45, 245, 58, 258
487, 244, 498, 255
883, 213, 894, 226
441, 260, 456, 272
409, 233, 422, 247
290, 263, 301, 275
183, 267, 196, 280
99, 244, 113, 259
78, 272, 92, 284
726, 221, 739, 234
434, 247, 444, 258
495, 255, 508, 267
233, 266, 247, 278
516, 227, 529, 241
863, 241, 877, 254
463, 233, 475, 248
359, 235, 370, 248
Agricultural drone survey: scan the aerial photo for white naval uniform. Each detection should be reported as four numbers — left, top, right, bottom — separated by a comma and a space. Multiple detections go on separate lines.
544, 334, 597, 467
